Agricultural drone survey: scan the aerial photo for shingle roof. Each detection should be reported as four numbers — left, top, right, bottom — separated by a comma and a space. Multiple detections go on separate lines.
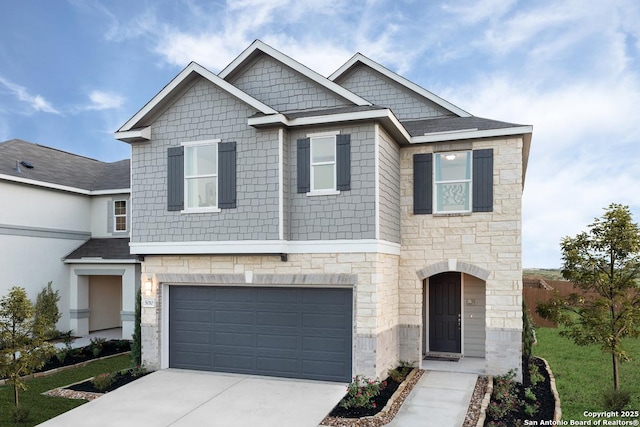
401, 116, 527, 137
0, 139, 130, 190
64, 238, 135, 260
249, 105, 386, 120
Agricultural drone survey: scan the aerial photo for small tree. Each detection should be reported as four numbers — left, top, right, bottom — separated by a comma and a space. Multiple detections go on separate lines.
0, 286, 56, 408
131, 287, 142, 367
35, 282, 61, 340
537, 203, 640, 391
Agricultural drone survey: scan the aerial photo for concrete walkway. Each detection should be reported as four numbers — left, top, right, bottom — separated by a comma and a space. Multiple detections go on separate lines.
386, 370, 478, 427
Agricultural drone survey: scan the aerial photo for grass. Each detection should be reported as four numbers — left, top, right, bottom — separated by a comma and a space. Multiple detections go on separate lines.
534, 327, 640, 421
0, 354, 131, 426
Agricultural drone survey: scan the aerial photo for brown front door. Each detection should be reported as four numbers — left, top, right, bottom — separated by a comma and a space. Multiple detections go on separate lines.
429, 272, 461, 353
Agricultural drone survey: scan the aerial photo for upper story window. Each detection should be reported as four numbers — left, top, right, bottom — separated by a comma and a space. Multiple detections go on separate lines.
297, 132, 350, 195
184, 141, 219, 211
114, 200, 127, 231
434, 151, 471, 213
311, 136, 337, 192
413, 149, 493, 215
167, 140, 236, 212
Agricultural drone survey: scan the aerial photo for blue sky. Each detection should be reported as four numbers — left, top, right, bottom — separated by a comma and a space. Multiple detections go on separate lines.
2, 0, 640, 268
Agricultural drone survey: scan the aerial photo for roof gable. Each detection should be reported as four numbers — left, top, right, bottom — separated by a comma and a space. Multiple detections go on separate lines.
330, 53, 470, 118
0, 139, 130, 192
219, 40, 371, 107
116, 62, 277, 138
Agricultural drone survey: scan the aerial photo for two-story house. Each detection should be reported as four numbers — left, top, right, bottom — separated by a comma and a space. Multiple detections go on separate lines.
0, 139, 139, 339
116, 40, 532, 382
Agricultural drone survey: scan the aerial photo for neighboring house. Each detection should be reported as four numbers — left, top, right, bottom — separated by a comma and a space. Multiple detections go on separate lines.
116, 40, 532, 382
0, 139, 139, 339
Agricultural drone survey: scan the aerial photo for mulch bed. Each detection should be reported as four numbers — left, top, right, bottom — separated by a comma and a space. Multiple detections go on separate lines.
321, 369, 425, 427
39, 340, 131, 372
44, 370, 149, 401
483, 356, 555, 426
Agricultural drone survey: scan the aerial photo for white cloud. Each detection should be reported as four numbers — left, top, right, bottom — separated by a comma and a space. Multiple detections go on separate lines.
0, 76, 60, 114
441, 0, 517, 24
86, 90, 125, 111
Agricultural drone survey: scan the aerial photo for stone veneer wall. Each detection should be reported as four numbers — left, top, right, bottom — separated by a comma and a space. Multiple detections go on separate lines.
398, 137, 524, 379
140, 252, 401, 379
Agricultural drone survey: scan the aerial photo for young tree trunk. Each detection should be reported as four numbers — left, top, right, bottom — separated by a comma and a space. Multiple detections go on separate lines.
612, 352, 619, 391
14, 383, 19, 407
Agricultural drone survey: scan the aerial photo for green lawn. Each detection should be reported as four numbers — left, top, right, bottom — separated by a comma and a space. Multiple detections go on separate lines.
0, 354, 131, 427
534, 327, 640, 422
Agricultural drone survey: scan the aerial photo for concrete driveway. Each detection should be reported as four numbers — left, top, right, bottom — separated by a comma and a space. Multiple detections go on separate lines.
38, 369, 346, 427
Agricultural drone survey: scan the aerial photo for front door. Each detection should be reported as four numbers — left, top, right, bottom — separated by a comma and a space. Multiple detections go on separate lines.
429, 272, 461, 353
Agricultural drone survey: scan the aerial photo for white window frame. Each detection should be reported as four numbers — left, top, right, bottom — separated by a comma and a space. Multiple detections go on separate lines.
433, 151, 472, 214
113, 199, 127, 232
182, 139, 221, 213
307, 130, 340, 196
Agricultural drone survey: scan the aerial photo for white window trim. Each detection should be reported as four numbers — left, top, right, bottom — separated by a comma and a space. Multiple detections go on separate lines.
181, 139, 221, 213
113, 199, 127, 232
433, 151, 473, 214
308, 131, 340, 194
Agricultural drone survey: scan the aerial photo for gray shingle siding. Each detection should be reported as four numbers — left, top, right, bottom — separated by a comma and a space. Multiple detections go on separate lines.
131, 78, 279, 243
288, 124, 376, 241
335, 64, 451, 121
377, 127, 400, 243
230, 54, 352, 111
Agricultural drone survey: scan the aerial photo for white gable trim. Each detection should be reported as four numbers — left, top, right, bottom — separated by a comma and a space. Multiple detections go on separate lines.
247, 109, 412, 144
413, 125, 533, 144
0, 174, 130, 196
114, 126, 151, 143
117, 62, 277, 133
219, 40, 371, 107
330, 53, 471, 117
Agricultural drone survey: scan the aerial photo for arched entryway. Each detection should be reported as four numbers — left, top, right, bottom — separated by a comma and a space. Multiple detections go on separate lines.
418, 260, 488, 359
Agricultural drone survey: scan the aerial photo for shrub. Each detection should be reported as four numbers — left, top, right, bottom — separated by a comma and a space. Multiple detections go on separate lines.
91, 373, 114, 392
339, 375, 386, 410
522, 301, 535, 360
602, 389, 631, 412
89, 337, 106, 357
128, 364, 147, 378
529, 362, 544, 386
35, 282, 61, 340
387, 360, 414, 382
12, 405, 30, 423
488, 370, 522, 420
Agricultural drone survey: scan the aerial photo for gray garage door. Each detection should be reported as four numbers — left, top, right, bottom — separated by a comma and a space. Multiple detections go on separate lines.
169, 286, 352, 382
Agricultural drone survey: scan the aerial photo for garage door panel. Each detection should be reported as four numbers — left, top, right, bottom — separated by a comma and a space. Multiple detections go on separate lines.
257, 288, 300, 303
214, 310, 254, 325
257, 334, 299, 350
303, 336, 349, 353
257, 311, 299, 326
213, 331, 253, 346
214, 354, 254, 371
169, 286, 352, 382
303, 313, 349, 329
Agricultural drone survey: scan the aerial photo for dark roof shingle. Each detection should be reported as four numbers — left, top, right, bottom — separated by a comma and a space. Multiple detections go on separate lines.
401, 116, 528, 137
0, 139, 130, 190
64, 238, 135, 260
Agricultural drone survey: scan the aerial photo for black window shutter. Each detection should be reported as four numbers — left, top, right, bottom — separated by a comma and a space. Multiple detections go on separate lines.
413, 153, 433, 215
336, 134, 351, 191
167, 146, 184, 211
218, 141, 237, 209
297, 138, 310, 193
472, 149, 493, 212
